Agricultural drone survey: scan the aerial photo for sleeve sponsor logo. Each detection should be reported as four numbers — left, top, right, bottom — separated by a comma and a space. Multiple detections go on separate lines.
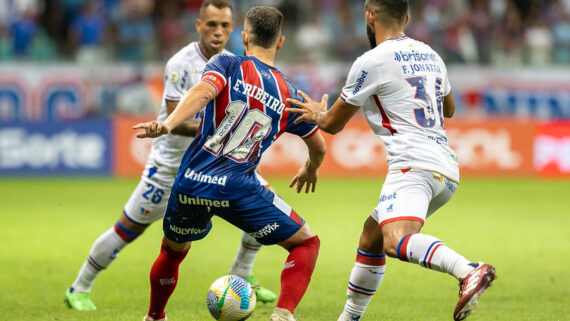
353, 70, 368, 95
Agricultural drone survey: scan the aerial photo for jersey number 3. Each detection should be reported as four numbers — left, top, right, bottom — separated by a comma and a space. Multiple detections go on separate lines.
203, 101, 272, 162
407, 76, 444, 129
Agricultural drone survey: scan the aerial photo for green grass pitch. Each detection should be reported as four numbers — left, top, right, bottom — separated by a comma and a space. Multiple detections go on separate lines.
1, 177, 569, 321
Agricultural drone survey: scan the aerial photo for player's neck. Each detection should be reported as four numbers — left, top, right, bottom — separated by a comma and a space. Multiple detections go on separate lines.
199, 42, 222, 60
245, 47, 276, 67
375, 26, 405, 45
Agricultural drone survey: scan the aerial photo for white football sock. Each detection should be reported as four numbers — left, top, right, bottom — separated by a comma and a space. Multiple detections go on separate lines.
397, 233, 475, 279
229, 232, 261, 278
340, 249, 386, 319
71, 224, 132, 292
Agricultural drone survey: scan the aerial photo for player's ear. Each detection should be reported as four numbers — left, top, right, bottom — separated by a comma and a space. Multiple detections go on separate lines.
365, 10, 375, 27
275, 35, 285, 51
242, 30, 248, 50
404, 13, 410, 26
196, 19, 202, 33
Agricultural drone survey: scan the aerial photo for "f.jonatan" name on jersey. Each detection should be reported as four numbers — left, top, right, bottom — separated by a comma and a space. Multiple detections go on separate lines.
232, 78, 285, 114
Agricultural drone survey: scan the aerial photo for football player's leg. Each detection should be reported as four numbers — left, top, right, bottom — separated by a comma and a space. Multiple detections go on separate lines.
66, 180, 168, 310
146, 193, 212, 320
230, 231, 262, 278
338, 216, 386, 321
380, 173, 476, 279
275, 223, 320, 318
229, 231, 277, 303
223, 190, 318, 319
147, 237, 191, 320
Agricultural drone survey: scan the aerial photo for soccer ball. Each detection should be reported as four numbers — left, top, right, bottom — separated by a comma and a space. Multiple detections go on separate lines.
207, 275, 256, 320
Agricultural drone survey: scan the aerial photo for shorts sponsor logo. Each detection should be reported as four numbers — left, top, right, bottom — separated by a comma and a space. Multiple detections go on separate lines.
379, 192, 397, 203
178, 194, 230, 208
169, 224, 207, 235
184, 169, 227, 186
249, 223, 279, 239
444, 178, 457, 192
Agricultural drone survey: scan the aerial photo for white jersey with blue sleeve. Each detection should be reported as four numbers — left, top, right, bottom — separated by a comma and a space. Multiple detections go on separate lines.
340, 36, 459, 182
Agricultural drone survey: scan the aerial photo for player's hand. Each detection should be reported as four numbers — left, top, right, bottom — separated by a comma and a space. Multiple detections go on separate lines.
286, 90, 328, 124
133, 120, 170, 138
289, 162, 318, 194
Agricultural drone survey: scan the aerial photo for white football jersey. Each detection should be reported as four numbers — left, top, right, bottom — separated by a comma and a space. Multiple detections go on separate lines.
341, 36, 459, 182
147, 42, 232, 183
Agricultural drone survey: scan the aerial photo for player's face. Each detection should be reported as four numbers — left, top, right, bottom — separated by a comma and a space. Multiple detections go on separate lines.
196, 5, 234, 58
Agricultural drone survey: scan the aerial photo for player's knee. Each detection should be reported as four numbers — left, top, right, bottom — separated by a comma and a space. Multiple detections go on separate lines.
163, 237, 192, 253
382, 231, 406, 258
119, 213, 149, 235
358, 232, 383, 254
295, 235, 320, 253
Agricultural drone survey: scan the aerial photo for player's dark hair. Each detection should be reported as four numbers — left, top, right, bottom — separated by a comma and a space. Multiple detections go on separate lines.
365, 0, 408, 24
245, 6, 283, 49
200, 0, 233, 15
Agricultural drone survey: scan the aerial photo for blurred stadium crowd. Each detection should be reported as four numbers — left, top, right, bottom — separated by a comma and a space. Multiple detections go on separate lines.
1, 0, 569, 65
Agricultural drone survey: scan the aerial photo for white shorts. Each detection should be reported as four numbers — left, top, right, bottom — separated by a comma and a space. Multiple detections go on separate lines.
371, 169, 458, 227
123, 164, 270, 225
123, 168, 173, 225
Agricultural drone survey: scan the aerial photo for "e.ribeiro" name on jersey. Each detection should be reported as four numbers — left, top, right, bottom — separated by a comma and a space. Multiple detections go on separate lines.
232, 78, 285, 113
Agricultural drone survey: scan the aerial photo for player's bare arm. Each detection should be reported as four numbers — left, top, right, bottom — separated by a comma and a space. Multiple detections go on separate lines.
164, 101, 202, 136
286, 90, 360, 134
289, 131, 326, 193
134, 81, 217, 138
443, 91, 456, 118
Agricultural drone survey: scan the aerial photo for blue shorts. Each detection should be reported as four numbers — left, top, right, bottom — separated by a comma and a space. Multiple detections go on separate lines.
163, 185, 305, 245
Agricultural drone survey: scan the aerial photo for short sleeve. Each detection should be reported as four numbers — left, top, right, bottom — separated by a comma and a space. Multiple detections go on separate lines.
163, 60, 187, 102
286, 89, 319, 138
340, 56, 379, 107
442, 66, 452, 96
201, 54, 232, 94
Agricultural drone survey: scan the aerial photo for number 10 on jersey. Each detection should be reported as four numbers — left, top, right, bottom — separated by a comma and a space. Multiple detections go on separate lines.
203, 101, 272, 162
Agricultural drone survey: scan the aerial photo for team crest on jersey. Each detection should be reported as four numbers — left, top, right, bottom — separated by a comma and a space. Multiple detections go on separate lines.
169, 71, 180, 83
260, 70, 271, 79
